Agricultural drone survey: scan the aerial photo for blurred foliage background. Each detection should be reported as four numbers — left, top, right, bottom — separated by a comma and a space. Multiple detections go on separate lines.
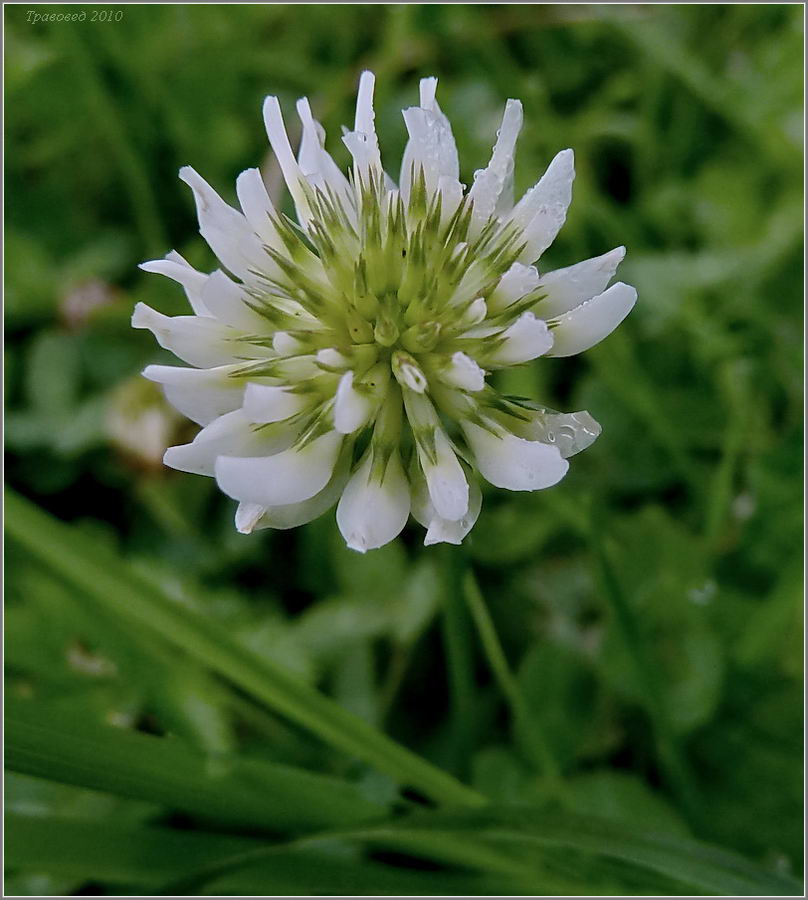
4, 3, 804, 896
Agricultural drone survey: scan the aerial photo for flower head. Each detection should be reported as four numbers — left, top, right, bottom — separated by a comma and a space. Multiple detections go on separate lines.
135, 72, 636, 551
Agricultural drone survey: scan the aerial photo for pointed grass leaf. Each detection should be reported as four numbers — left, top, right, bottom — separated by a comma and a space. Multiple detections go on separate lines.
6, 699, 387, 831
4, 489, 485, 810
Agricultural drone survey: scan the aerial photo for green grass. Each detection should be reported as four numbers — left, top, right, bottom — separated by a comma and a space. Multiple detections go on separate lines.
4, 4, 804, 895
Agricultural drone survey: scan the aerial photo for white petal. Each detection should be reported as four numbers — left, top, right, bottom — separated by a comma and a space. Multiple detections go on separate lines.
235, 502, 266, 534
269, 354, 324, 382
487, 312, 553, 366
468, 98, 523, 230
243, 382, 310, 424
132, 303, 263, 368
426, 487, 482, 546
139, 252, 210, 316
391, 352, 428, 393
509, 149, 575, 263
439, 352, 485, 392
336, 449, 410, 553
419, 77, 438, 109
399, 78, 461, 209
400, 106, 460, 191
342, 131, 376, 181
142, 364, 245, 425
410, 467, 434, 530
546, 282, 637, 357
273, 331, 306, 356
164, 409, 296, 476
235, 167, 282, 249
424, 430, 469, 521
235, 445, 352, 532
316, 348, 349, 370
199, 270, 268, 331
262, 96, 313, 226
487, 262, 540, 315
355, 71, 377, 135
178, 166, 267, 281
342, 70, 382, 177
462, 421, 568, 491
334, 371, 375, 434
296, 97, 327, 179
457, 297, 488, 329
518, 408, 602, 458
215, 430, 343, 507
437, 176, 464, 228
296, 98, 354, 213
460, 322, 500, 340
411, 467, 482, 546
425, 485, 482, 545
403, 391, 469, 522
535, 247, 626, 317
448, 259, 493, 314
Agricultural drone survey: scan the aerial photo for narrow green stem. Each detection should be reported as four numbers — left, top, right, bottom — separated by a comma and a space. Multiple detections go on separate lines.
440, 549, 477, 778
378, 643, 411, 725
462, 570, 567, 802
703, 364, 746, 548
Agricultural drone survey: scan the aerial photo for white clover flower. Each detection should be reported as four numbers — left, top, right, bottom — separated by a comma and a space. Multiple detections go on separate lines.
134, 72, 636, 552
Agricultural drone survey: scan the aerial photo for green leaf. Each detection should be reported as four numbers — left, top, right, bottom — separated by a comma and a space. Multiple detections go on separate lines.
329, 807, 803, 896
3, 872, 84, 898
201, 850, 542, 897
7, 557, 237, 757
517, 641, 599, 772
600, 507, 725, 736
735, 560, 802, 671
471, 746, 535, 804
6, 699, 387, 831
6, 814, 262, 887
6, 772, 157, 824
5, 813, 546, 895
5, 489, 485, 810
168, 805, 802, 897
566, 770, 690, 837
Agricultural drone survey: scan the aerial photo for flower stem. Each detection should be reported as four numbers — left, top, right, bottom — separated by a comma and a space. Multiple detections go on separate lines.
462, 569, 568, 803
440, 550, 478, 779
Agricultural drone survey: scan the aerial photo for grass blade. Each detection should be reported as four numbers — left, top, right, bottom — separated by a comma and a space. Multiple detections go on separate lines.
5, 489, 485, 810
463, 569, 566, 798
345, 807, 803, 897
202, 806, 800, 897
5, 814, 262, 886
6, 698, 386, 831
154, 804, 802, 897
